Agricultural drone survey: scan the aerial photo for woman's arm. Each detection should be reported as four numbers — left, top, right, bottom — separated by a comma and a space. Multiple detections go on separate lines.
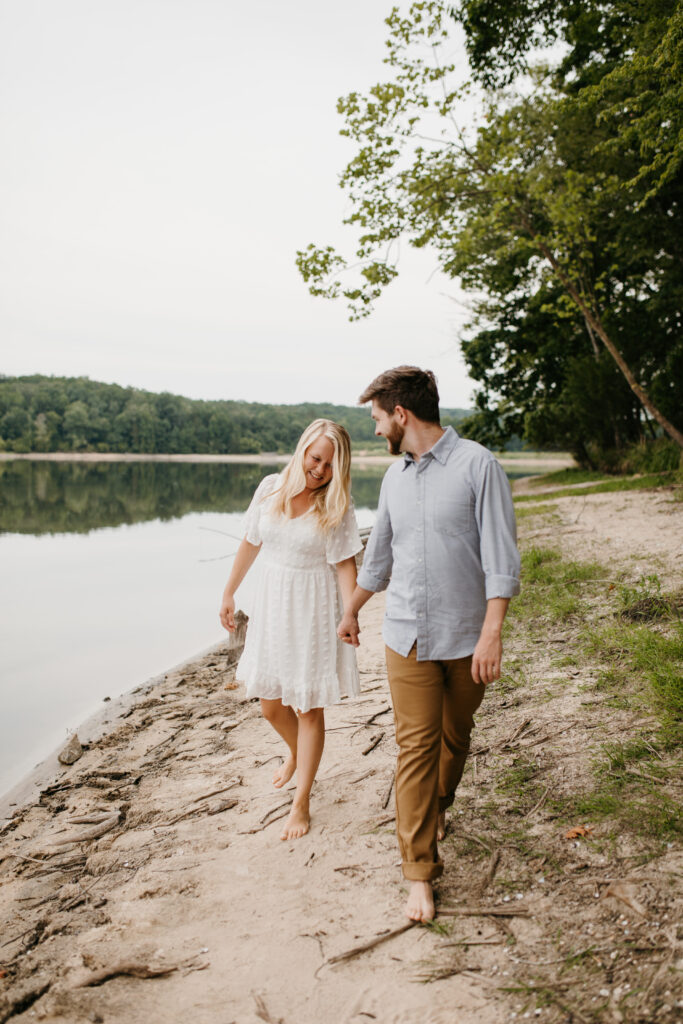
219, 537, 261, 632
335, 556, 358, 612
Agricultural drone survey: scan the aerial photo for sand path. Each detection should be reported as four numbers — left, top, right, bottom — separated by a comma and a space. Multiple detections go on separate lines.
0, 596, 500, 1024
2, 484, 681, 1024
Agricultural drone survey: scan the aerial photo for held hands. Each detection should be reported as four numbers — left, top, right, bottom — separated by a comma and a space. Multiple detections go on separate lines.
337, 610, 361, 647
219, 593, 236, 633
471, 628, 502, 685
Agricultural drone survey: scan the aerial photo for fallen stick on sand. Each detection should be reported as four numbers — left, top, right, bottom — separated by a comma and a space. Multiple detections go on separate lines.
362, 733, 384, 756
239, 809, 291, 835
437, 904, 531, 918
325, 921, 417, 966
48, 813, 121, 848
190, 780, 242, 803
253, 992, 284, 1023
70, 955, 208, 988
476, 849, 502, 896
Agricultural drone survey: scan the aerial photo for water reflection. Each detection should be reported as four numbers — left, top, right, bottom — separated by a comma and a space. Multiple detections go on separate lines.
0, 461, 387, 535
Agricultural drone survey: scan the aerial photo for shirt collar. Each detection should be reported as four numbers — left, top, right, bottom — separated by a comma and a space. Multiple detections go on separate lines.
402, 425, 459, 469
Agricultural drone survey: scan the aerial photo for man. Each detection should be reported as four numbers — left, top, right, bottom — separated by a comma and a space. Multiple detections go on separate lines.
337, 366, 520, 922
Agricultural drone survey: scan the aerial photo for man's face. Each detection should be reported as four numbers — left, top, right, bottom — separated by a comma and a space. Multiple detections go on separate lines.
371, 400, 404, 456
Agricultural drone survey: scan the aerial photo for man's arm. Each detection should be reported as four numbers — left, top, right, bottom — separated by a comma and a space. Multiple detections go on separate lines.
472, 458, 521, 684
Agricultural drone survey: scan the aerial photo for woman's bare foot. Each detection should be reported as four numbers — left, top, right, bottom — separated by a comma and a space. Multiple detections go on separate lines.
272, 754, 296, 788
280, 801, 310, 840
405, 880, 435, 922
437, 810, 446, 842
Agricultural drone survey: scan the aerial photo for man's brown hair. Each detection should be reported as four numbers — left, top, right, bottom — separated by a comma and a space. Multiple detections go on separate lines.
359, 366, 440, 424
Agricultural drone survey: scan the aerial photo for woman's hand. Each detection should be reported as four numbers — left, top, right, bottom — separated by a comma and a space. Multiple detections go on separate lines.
219, 592, 236, 632
337, 609, 360, 647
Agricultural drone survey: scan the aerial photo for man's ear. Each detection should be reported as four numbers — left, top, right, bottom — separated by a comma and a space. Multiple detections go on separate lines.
393, 404, 409, 425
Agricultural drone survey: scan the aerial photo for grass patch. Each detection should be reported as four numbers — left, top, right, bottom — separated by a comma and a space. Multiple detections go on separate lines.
497, 755, 542, 795
598, 738, 663, 776
525, 468, 608, 489
510, 546, 610, 624
506, 547, 682, 848
496, 657, 528, 694
559, 787, 682, 840
582, 618, 683, 746
514, 471, 680, 503
617, 574, 682, 622
514, 501, 559, 521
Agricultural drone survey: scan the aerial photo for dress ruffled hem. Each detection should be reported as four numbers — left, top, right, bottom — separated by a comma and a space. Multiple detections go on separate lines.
237, 659, 360, 712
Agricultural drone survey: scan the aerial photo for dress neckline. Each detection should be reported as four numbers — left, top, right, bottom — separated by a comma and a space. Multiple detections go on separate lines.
286, 508, 314, 521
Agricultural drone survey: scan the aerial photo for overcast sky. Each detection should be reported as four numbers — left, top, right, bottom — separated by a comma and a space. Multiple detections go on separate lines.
1, 0, 478, 409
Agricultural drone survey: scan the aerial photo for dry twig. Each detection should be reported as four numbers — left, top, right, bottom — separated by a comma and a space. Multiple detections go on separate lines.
325, 922, 416, 966
437, 904, 531, 918
362, 733, 384, 756
253, 992, 284, 1023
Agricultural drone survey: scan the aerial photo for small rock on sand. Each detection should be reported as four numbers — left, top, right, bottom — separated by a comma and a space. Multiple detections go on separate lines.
58, 733, 83, 765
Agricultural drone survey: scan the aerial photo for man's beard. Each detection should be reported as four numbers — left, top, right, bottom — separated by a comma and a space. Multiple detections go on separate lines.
386, 422, 404, 456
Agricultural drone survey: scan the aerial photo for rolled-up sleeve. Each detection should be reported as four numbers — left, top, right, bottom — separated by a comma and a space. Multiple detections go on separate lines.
475, 459, 521, 599
357, 476, 394, 593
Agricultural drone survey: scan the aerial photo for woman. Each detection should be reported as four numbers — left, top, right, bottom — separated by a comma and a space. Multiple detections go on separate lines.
219, 419, 363, 840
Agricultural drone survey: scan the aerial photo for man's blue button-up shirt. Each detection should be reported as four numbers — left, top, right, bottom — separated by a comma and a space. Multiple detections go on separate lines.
357, 426, 521, 661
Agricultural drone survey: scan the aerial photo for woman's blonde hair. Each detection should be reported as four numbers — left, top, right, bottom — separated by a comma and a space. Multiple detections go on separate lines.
270, 419, 352, 531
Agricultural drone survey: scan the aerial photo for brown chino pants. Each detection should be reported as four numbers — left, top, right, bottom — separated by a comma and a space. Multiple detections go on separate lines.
385, 644, 485, 882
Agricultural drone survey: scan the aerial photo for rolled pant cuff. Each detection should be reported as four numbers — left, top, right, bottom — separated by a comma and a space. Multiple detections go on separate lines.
402, 860, 444, 882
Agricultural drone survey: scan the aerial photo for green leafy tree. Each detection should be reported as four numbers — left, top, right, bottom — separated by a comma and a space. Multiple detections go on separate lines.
296, 1, 683, 456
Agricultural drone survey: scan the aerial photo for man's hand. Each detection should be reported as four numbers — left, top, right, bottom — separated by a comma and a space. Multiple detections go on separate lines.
337, 609, 361, 647
471, 629, 502, 685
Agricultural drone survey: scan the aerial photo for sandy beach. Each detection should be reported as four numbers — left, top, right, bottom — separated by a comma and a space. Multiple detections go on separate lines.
1, 482, 680, 1024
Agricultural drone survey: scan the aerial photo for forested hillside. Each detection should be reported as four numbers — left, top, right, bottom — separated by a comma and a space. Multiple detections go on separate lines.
0, 375, 470, 454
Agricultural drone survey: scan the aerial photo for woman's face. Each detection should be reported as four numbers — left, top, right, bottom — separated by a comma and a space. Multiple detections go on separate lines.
303, 436, 335, 490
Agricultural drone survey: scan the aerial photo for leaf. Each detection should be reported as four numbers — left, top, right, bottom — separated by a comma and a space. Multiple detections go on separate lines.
564, 824, 593, 839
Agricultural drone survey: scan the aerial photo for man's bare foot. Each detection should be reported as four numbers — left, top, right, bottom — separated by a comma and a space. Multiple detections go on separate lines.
405, 880, 435, 922
437, 810, 446, 842
280, 802, 310, 840
272, 755, 296, 788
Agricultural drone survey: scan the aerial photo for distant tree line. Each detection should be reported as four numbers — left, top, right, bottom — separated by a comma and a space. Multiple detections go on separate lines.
0, 375, 470, 454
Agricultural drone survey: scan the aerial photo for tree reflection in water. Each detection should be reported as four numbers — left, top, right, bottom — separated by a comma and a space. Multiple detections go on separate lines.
0, 461, 386, 536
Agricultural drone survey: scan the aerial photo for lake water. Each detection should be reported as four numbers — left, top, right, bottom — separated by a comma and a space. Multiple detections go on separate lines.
0, 460, 385, 799
0, 457, 537, 800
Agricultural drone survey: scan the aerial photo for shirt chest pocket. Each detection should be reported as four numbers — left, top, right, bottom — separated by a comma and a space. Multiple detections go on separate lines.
432, 493, 473, 537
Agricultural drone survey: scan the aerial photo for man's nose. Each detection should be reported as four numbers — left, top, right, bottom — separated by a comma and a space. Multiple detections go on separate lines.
375, 425, 381, 436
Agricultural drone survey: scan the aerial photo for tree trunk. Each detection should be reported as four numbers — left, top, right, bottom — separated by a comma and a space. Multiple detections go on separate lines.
522, 225, 683, 450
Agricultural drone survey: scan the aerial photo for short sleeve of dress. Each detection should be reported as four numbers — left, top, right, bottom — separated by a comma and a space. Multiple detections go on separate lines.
326, 501, 363, 565
242, 474, 279, 546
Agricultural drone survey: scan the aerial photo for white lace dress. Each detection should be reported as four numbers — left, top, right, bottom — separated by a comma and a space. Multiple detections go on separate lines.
236, 474, 364, 711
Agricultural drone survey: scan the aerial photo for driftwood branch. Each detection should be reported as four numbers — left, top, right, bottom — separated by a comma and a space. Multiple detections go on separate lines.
48, 813, 120, 848
71, 955, 207, 988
